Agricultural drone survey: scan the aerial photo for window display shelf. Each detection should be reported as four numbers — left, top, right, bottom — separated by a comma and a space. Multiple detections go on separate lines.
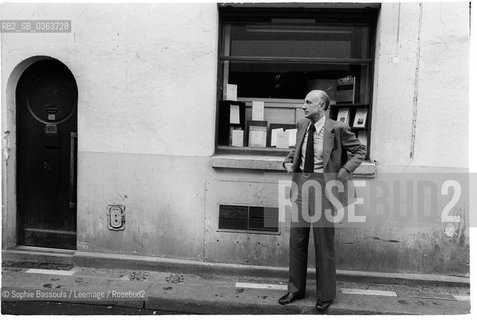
210, 154, 377, 178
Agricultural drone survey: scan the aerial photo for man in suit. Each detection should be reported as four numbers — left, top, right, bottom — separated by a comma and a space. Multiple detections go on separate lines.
279, 90, 366, 312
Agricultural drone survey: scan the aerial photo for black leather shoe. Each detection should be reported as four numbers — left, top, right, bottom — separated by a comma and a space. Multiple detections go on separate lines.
278, 292, 305, 305
315, 300, 333, 312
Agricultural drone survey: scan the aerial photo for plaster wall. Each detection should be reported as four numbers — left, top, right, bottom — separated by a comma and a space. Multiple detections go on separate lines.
371, 2, 468, 169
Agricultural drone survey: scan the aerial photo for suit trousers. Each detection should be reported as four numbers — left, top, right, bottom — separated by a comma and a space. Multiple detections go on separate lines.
288, 172, 336, 301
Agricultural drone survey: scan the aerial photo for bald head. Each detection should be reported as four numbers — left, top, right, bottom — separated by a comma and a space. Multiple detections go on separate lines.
302, 90, 330, 122
305, 90, 330, 111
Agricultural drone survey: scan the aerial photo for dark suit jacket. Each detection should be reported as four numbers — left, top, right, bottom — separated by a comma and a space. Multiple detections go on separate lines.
283, 118, 366, 207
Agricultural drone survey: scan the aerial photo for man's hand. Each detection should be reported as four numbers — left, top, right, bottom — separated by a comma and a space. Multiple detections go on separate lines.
337, 167, 350, 181
284, 163, 293, 173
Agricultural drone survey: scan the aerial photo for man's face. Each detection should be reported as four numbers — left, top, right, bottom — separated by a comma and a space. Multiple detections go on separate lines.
302, 93, 325, 120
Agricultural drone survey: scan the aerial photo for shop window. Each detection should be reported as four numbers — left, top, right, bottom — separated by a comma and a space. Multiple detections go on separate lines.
217, 6, 378, 157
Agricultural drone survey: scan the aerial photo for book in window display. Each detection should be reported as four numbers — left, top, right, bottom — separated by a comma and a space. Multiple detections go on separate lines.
275, 131, 289, 149
336, 108, 350, 125
268, 123, 296, 147
286, 129, 297, 147
218, 100, 246, 146
251, 101, 265, 121
353, 108, 368, 128
270, 128, 284, 147
231, 128, 244, 147
224, 83, 237, 101
336, 76, 355, 104
270, 128, 290, 149
247, 120, 268, 148
229, 104, 241, 124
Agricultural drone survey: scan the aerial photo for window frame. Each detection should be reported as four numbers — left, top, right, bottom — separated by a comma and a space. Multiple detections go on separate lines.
216, 5, 379, 158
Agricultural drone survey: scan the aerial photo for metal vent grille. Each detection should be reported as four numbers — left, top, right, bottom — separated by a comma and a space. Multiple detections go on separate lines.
219, 205, 279, 233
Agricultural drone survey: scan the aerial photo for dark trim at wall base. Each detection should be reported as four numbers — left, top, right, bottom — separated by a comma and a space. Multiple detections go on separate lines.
72, 251, 468, 288
2, 248, 469, 288
2, 246, 74, 265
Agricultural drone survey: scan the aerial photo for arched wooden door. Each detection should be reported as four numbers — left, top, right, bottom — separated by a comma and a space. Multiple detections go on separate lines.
16, 59, 77, 249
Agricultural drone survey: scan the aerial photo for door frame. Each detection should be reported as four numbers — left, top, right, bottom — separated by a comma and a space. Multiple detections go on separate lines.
2, 56, 78, 250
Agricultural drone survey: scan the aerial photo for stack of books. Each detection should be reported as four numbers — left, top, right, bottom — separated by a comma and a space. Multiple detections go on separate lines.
336, 76, 355, 104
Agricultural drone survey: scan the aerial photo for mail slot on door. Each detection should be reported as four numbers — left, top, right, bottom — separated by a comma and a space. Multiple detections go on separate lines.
45, 105, 58, 121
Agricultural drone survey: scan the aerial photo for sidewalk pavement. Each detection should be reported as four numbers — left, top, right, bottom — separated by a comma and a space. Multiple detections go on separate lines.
1, 263, 471, 315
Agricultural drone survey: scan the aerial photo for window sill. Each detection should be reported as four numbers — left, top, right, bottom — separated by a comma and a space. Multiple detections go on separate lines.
216, 228, 280, 236
210, 154, 376, 178
211, 153, 286, 171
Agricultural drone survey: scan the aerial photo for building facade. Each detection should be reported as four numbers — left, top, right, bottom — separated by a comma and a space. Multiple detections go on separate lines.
1, 2, 470, 276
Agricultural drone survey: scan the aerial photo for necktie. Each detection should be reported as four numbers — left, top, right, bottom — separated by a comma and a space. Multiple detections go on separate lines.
303, 124, 315, 173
